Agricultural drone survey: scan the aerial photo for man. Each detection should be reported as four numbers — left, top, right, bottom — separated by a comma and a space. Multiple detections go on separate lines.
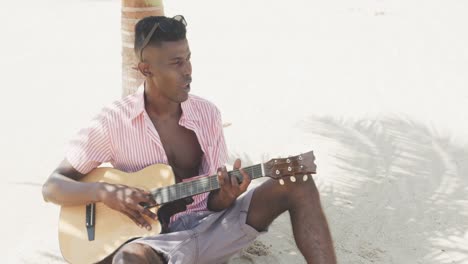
42, 15, 336, 264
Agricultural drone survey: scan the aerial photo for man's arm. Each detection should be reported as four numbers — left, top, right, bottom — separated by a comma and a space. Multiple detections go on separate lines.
42, 159, 102, 205
42, 159, 158, 230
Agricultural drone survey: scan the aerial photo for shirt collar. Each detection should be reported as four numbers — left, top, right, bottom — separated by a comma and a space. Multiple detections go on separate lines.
130, 83, 199, 121
129, 84, 145, 119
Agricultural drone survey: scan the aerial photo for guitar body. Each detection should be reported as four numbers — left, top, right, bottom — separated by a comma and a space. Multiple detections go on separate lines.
58, 164, 175, 264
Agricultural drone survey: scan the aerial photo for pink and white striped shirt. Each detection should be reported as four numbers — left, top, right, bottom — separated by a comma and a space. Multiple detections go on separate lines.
65, 85, 229, 220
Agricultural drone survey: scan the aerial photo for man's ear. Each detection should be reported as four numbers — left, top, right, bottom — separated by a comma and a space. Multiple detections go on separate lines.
137, 62, 153, 77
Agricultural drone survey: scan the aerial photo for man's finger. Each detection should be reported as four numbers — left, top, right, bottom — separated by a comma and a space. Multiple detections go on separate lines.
142, 193, 158, 207
137, 205, 158, 220
124, 203, 148, 225
134, 189, 156, 203
222, 167, 232, 188
123, 209, 147, 228
233, 158, 241, 169
218, 166, 232, 188
217, 168, 225, 186
230, 172, 239, 188
239, 168, 251, 192
122, 210, 140, 227
128, 209, 151, 230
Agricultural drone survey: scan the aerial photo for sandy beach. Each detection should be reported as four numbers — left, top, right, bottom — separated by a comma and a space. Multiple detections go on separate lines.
1, 0, 467, 263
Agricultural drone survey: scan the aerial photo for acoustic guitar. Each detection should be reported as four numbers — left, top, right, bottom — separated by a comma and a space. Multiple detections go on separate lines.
58, 151, 316, 263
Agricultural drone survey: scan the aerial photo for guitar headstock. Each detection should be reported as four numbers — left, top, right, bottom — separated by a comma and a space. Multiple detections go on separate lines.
263, 151, 316, 185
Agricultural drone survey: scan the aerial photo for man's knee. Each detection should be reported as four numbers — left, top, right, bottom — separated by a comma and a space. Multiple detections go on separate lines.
283, 176, 321, 206
112, 243, 165, 264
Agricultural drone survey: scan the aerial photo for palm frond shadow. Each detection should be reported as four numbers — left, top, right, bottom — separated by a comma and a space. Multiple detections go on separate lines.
301, 115, 468, 264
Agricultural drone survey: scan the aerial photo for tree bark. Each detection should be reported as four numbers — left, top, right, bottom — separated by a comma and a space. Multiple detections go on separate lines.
121, 0, 164, 97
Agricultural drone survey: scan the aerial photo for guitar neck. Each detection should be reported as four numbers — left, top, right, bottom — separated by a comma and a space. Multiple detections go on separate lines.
150, 163, 265, 205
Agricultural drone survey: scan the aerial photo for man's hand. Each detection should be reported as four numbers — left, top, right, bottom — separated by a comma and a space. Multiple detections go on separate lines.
208, 159, 251, 211
98, 183, 158, 230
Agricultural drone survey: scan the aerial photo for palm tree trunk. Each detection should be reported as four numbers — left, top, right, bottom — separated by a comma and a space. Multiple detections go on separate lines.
121, 0, 164, 96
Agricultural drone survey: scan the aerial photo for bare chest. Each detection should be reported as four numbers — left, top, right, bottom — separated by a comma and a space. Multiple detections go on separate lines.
151, 119, 203, 181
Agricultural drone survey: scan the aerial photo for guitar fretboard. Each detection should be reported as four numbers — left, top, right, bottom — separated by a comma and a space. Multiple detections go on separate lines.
150, 163, 264, 204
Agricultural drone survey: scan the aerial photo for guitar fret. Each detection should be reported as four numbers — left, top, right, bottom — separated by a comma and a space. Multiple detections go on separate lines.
189, 183, 194, 196
167, 187, 172, 202
184, 182, 189, 197
163, 188, 168, 203
169, 185, 175, 202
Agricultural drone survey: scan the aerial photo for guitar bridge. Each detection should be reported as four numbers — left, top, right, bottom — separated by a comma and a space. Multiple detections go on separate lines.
85, 203, 95, 241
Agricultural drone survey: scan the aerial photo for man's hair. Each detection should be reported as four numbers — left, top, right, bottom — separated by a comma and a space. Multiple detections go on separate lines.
134, 16, 187, 56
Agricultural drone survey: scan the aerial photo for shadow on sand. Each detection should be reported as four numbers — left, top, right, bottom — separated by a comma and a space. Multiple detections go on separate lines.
300, 115, 468, 264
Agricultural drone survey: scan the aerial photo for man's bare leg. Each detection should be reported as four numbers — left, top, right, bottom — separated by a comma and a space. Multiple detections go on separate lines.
111, 243, 165, 264
246, 177, 336, 264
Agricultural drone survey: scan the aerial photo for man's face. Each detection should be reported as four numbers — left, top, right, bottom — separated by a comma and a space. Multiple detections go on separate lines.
143, 38, 192, 103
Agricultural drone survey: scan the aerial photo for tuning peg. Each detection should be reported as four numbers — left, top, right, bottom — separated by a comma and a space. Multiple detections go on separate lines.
303, 175, 309, 181
279, 179, 285, 185
290, 176, 296, 182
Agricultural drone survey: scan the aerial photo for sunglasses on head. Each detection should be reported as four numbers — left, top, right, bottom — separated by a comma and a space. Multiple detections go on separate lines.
139, 15, 187, 61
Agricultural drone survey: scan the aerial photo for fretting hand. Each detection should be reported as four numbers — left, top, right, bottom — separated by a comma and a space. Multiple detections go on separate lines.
213, 159, 251, 209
